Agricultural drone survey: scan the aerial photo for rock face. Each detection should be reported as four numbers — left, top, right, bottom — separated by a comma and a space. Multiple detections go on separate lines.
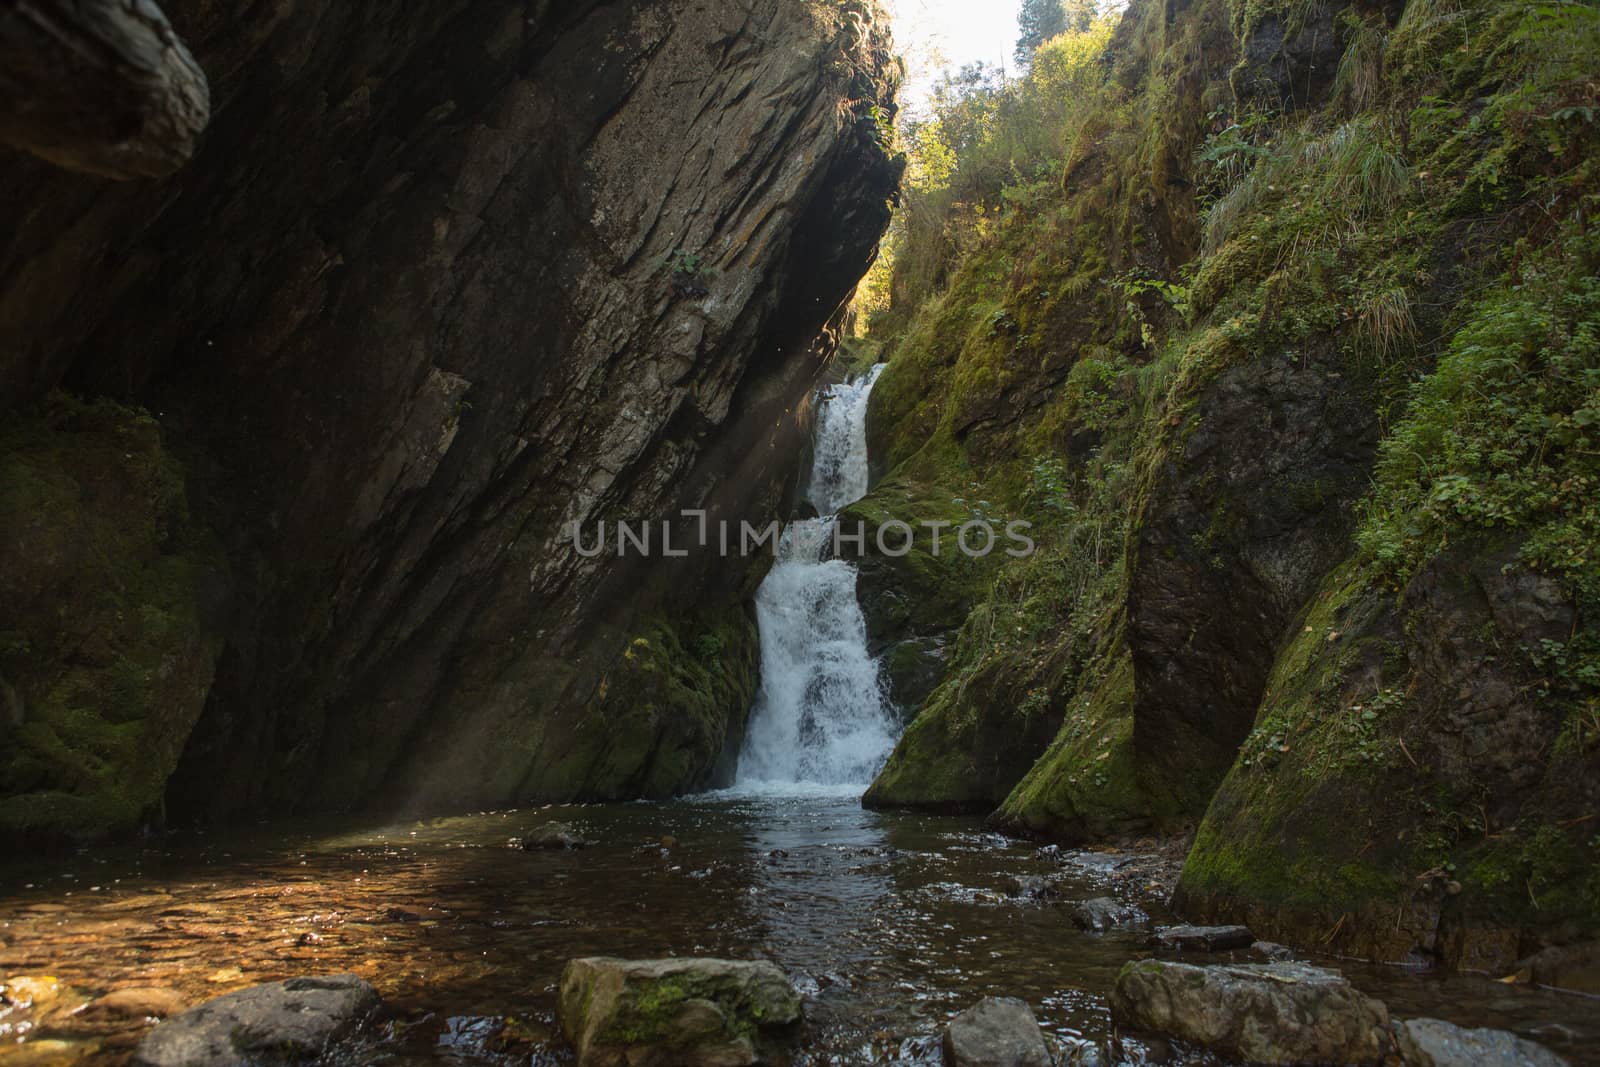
942, 997, 1052, 1067
557, 957, 801, 1067
1110, 960, 1391, 1065
0, 0, 900, 841
131, 975, 381, 1067
1127, 344, 1382, 813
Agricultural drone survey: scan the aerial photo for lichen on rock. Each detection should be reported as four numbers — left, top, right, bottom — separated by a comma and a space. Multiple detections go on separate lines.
557, 957, 801, 1067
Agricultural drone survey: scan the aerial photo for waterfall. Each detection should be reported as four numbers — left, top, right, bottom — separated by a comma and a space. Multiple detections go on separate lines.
734, 366, 898, 791
805, 364, 881, 514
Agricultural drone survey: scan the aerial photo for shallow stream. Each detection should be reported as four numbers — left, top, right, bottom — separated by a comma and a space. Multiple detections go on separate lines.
2, 793, 1595, 1064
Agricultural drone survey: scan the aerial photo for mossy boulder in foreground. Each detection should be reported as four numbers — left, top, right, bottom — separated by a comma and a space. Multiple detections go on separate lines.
557, 957, 801, 1067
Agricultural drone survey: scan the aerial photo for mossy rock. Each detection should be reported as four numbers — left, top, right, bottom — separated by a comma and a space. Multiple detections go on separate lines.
865, 604, 1069, 814
567, 609, 760, 801
0, 394, 227, 844
1177, 545, 1600, 972
557, 957, 800, 1067
990, 651, 1185, 839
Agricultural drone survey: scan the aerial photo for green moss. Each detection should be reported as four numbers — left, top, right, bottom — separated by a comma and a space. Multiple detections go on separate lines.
596, 968, 787, 1048
0, 393, 227, 842
992, 651, 1176, 839
575, 608, 759, 800
855, 0, 1599, 964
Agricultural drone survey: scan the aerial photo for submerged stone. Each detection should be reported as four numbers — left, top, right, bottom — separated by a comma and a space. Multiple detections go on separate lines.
130, 975, 381, 1067
521, 823, 588, 850
557, 957, 801, 1067
1071, 897, 1148, 932
76, 988, 188, 1022
1111, 960, 1390, 1064
1252, 940, 1297, 961
942, 997, 1052, 1067
1001, 874, 1067, 902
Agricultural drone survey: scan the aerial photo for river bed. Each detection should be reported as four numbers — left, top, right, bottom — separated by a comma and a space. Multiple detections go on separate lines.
1, 793, 1595, 1064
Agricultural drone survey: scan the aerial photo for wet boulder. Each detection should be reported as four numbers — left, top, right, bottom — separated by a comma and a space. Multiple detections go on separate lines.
942, 997, 1052, 1067
521, 823, 588, 850
1071, 897, 1148, 932
1001, 874, 1067, 902
131, 975, 381, 1067
1397, 1018, 1570, 1067
557, 957, 801, 1067
1154, 923, 1254, 951
1111, 960, 1390, 1064
1252, 941, 1298, 961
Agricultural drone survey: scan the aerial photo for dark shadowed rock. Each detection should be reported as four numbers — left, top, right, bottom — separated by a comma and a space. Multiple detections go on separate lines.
521, 823, 587, 851
942, 997, 1052, 1067
1252, 941, 1297, 961
1111, 960, 1390, 1064
131, 975, 380, 1067
1398, 1018, 1570, 1067
1516, 943, 1600, 996
557, 957, 800, 1067
0, 0, 901, 843
1071, 897, 1148, 932
1155, 924, 1254, 951
1128, 344, 1383, 816
1230, 2, 1343, 111
0, 0, 210, 178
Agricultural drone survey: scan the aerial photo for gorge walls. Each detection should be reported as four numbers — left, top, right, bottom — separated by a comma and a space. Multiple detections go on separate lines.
854, 0, 1597, 980
0, 0, 901, 841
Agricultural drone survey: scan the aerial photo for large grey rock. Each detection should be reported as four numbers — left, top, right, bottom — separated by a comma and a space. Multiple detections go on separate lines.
1111, 960, 1390, 1065
131, 975, 381, 1067
1398, 1018, 1570, 1067
942, 997, 1051, 1067
557, 957, 801, 1067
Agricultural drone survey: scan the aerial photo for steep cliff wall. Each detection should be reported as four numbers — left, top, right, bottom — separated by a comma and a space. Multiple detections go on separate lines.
0, 0, 900, 841
856, 0, 1596, 977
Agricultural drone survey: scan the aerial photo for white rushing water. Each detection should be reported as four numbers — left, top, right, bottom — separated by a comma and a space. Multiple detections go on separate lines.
734, 366, 899, 791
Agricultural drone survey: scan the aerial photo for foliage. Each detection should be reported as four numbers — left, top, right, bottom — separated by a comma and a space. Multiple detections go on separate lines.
855, 17, 1118, 338
1358, 227, 1600, 597
1017, 0, 1099, 65
858, 0, 1600, 903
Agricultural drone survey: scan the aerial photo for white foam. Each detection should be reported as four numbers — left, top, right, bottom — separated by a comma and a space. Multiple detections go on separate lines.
734, 366, 898, 793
